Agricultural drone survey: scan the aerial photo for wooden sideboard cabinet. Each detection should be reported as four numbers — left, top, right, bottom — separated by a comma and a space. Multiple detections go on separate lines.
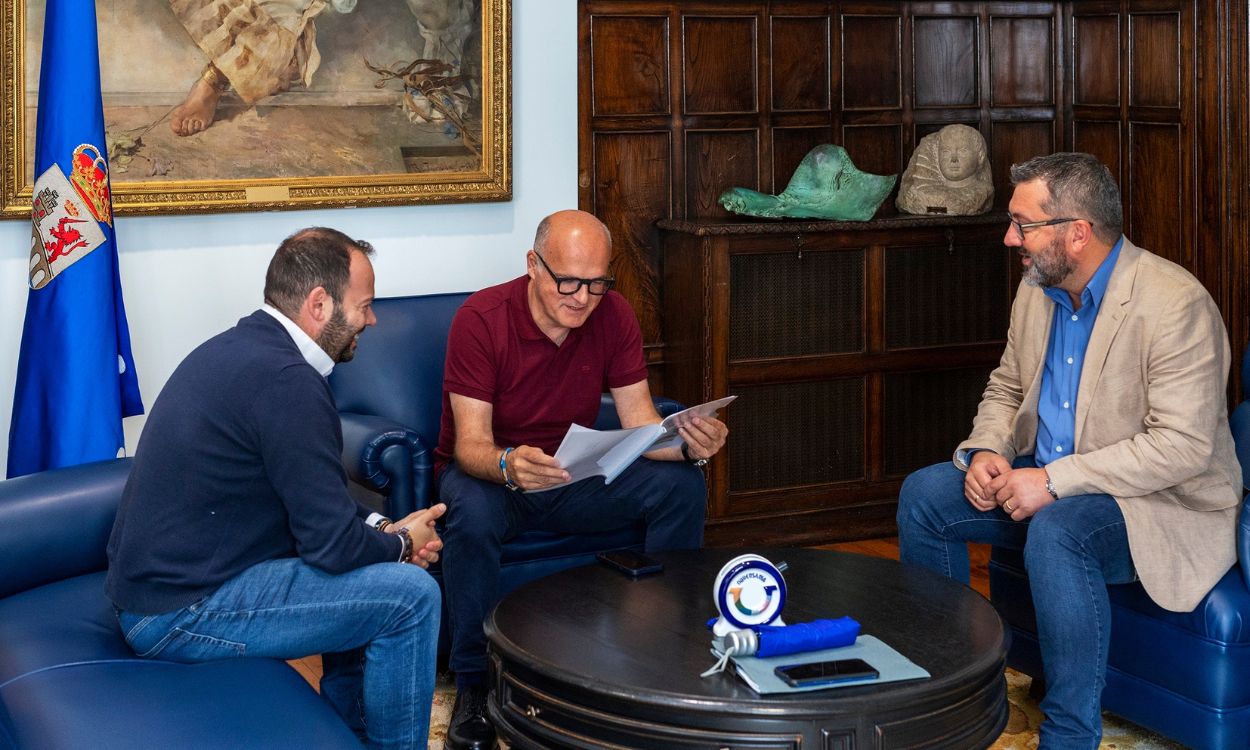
659, 214, 1015, 547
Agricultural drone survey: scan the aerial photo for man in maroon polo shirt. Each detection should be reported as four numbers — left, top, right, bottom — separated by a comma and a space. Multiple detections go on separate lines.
435, 209, 729, 750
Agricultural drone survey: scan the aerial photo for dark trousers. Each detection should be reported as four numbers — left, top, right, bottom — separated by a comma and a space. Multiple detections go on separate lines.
438, 458, 707, 675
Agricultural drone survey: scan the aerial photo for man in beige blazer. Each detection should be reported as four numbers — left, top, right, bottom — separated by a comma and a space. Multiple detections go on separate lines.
896, 152, 1241, 750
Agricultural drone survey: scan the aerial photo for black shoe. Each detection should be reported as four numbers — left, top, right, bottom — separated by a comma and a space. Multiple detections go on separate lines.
445, 683, 498, 750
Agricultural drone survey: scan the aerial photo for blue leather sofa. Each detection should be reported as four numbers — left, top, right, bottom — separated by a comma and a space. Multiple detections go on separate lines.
988, 353, 1250, 750
328, 292, 678, 654
0, 458, 360, 750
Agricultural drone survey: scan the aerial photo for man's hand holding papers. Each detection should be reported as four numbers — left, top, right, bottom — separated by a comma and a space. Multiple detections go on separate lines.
536, 396, 737, 491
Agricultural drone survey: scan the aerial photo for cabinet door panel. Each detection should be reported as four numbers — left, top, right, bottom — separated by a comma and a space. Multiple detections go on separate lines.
729, 249, 865, 360
590, 15, 671, 116
990, 16, 1053, 106
1072, 13, 1120, 106
1128, 123, 1184, 265
914, 16, 979, 107
1129, 12, 1182, 109
841, 14, 902, 109
729, 378, 866, 493
771, 16, 830, 112
885, 243, 1010, 349
682, 16, 759, 114
685, 130, 760, 219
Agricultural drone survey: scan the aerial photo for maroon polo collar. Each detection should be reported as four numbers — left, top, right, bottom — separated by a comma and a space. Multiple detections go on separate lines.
509, 274, 558, 342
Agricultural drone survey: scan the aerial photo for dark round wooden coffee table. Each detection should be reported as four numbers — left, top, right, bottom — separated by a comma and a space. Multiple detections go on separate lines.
484, 548, 1008, 749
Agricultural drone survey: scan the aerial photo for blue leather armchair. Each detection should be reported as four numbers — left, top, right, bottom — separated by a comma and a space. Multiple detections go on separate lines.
988, 352, 1250, 750
0, 459, 360, 749
328, 292, 680, 652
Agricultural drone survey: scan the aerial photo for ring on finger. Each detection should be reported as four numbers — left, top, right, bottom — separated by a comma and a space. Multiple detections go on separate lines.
1004, 501, 1015, 512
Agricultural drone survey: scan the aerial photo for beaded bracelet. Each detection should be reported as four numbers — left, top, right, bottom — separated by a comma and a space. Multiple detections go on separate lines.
395, 527, 413, 563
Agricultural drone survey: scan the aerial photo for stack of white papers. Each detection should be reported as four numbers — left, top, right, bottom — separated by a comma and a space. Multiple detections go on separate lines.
540, 396, 737, 490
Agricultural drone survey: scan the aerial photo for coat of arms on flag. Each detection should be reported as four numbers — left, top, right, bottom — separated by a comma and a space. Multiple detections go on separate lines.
28, 144, 112, 290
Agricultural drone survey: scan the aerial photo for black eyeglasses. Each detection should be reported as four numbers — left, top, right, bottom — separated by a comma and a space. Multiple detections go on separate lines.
1008, 215, 1084, 240
533, 252, 615, 296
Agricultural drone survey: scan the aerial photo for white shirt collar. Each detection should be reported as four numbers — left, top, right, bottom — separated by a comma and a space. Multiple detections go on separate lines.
260, 304, 335, 377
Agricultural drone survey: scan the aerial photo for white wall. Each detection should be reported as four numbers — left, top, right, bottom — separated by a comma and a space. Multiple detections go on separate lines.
0, 0, 577, 468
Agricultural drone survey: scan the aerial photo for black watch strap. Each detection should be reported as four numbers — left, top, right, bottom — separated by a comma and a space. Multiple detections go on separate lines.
681, 442, 709, 467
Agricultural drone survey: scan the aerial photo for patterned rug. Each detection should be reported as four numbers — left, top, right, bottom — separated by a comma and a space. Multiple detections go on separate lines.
426, 668, 1186, 750
427, 671, 454, 749
990, 669, 1184, 750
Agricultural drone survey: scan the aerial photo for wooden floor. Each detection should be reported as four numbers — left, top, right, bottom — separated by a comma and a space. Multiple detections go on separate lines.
289, 539, 993, 686
822, 538, 992, 598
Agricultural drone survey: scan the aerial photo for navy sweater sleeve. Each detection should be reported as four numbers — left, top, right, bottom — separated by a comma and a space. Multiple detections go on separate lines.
251, 363, 403, 573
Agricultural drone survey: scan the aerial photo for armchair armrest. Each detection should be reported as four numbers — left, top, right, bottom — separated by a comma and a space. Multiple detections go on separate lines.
652, 396, 684, 420
1239, 501, 1250, 593
595, 394, 685, 430
1229, 400, 1250, 590
339, 413, 434, 519
0, 458, 131, 599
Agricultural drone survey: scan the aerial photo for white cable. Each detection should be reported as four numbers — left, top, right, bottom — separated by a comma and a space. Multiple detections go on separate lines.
700, 650, 732, 677
700, 629, 759, 677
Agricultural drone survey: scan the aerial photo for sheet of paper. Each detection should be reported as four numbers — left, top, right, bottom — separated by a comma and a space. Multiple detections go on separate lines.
651, 395, 738, 450
552, 424, 631, 481
544, 423, 659, 490
537, 395, 739, 491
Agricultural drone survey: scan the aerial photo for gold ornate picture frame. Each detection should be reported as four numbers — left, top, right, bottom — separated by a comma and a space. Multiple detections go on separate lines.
1, 0, 510, 218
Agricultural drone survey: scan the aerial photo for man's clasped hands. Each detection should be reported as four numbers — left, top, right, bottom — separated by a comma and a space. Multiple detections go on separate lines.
963, 451, 1057, 521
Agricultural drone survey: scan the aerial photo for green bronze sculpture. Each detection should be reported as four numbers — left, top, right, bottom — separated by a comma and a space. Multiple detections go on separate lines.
719, 144, 897, 221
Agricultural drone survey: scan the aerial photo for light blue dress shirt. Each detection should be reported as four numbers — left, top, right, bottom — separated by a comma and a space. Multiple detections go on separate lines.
1034, 237, 1123, 466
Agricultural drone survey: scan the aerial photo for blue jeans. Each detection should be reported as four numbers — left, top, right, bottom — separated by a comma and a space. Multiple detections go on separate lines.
439, 457, 707, 675
117, 557, 441, 750
896, 458, 1137, 750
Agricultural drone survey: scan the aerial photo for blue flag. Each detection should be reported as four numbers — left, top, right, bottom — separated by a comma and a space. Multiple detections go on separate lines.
7, 0, 143, 478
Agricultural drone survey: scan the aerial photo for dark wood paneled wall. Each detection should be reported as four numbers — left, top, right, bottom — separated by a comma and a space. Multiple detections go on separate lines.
579, 0, 1250, 389
658, 216, 1013, 544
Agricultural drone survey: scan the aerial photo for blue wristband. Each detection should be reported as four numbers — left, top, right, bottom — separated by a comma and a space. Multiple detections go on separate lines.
500, 447, 519, 490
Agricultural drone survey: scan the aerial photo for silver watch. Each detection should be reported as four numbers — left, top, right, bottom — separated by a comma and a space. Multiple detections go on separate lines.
1044, 476, 1059, 500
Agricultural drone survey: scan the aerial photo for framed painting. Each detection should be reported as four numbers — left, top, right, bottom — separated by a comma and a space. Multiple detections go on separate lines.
0, 0, 510, 217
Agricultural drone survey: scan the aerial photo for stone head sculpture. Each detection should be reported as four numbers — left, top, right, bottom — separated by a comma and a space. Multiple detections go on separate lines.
896, 124, 994, 216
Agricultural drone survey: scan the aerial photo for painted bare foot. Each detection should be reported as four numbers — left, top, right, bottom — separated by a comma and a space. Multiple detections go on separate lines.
170, 77, 222, 136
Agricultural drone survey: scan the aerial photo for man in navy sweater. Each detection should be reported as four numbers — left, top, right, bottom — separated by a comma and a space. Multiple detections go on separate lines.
106, 227, 445, 749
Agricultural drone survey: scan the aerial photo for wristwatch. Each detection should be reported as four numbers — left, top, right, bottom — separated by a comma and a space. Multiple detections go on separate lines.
682, 443, 709, 467
1044, 476, 1059, 501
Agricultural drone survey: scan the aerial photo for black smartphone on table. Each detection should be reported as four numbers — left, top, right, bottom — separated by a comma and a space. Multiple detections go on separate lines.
596, 549, 664, 577
774, 658, 879, 687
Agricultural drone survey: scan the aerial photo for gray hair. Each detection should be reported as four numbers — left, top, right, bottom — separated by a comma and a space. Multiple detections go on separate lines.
263, 227, 374, 317
1010, 152, 1123, 244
